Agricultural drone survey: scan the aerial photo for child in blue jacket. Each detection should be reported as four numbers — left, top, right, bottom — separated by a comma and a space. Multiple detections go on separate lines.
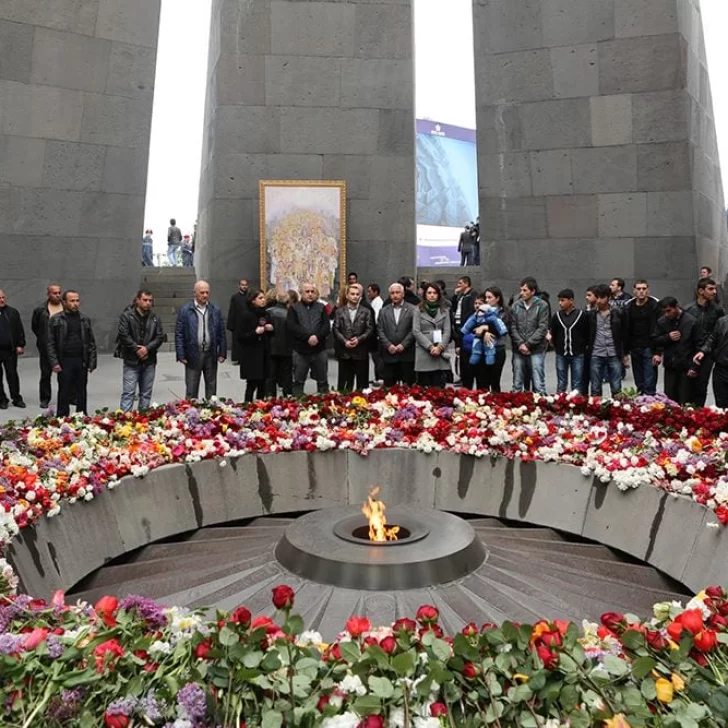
461, 301, 508, 366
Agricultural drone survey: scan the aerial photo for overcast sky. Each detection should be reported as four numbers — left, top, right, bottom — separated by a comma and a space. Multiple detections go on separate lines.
144, 0, 728, 251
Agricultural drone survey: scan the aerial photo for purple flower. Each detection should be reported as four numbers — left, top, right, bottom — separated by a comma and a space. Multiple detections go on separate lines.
0, 633, 23, 655
119, 594, 168, 628
46, 689, 85, 722
46, 634, 63, 658
139, 689, 167, 721
106, 695, 138, 717
177, 682, 208, 721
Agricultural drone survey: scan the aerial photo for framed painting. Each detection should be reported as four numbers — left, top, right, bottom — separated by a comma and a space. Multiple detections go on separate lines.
259, 180, 347, 299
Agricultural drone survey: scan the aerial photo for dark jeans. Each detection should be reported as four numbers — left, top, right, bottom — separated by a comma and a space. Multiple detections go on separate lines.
184, 350, 218, 400
245, 378, 266, 402
692, 352, 713, 407
383, 359, 415, 387
0, 352, 21, 403
57, 356, 87, 416
460, 251, 473, 266
292, 350, 328, 395
459, 352, 475, 389
416, 370, 446, 387
267, 355, 292, 397
630, 347, 658, 395
590, 355, 622, 397
39, 349, 54, 404
370, 350, 385, 381
555, 354, 584, 394
474, 347, 506, 392
713, 364, 728, 409
664, 368, 694, 406
579, 354, 591, 395
338, 358, 369, 391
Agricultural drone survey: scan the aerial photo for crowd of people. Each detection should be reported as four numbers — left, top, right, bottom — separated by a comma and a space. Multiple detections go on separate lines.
1, 264, 727, 418
142, 218, 195, 268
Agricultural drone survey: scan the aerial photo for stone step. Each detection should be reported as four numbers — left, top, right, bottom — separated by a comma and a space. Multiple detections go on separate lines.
474, 526, 568, 541
129, 539, 274, 563
479, 536, 623, 560
186, 524, 291, 542
462, 517, 509, 528
141, 268, 198, 278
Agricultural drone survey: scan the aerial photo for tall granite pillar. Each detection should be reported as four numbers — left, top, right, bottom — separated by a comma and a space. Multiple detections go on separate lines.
0, 0, 161, 349
197, 0, 416, 302
473, 0, 727, 303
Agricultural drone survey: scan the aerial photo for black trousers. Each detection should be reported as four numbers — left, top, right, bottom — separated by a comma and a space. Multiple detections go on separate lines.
185, 350, 217, 400
474, 347, 507, 392
57, 356, 87, 416
267, 355, 292, 397
383, 360, 415, 387
338, 358, 369, 391
416, 370, 446, 387
0, 352, 21, 403
664, 368, 694, 406
693, 352, 713, 407
459, 353, 476, 389
713, 364, 728, 409
39, 348, 54, 404
370, 350, 385, 381
244, 378, 266, 402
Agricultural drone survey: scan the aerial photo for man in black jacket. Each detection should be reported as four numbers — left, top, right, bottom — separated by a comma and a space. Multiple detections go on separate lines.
286, 282, 330, 395
227, 279, 249, 365
550, 289, 590, 393
694, 316, 728, 408
623, 280, 660, 395
31, 284, 64, 408
47, 290, 97, 416
652, 297, 699, 406
684, 277, 725, 406
0, 290, 26, 409
452, 276, 477, 388
117, 290, 165, 411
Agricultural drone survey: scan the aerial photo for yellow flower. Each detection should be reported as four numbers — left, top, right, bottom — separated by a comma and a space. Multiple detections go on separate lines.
604, 714, 631, 728
513, 674, 530, 683
351, 396, 367, 409
671, 673, 685, 692
655, 677, 674, 703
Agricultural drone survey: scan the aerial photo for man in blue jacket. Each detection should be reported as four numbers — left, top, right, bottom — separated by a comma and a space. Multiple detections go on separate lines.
175, 280, 226, 400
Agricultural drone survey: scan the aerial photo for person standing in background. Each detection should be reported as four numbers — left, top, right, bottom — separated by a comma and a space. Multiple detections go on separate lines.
0, 290, 26, 409
142, 230, 154, 266
32, 284, 63, 408
167, 218, 182, 266
227, 279, 250, 366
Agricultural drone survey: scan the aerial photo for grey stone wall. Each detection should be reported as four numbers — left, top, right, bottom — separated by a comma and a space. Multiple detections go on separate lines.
473, 0, 728, 304
0, 0, 160, 349
196, 0, 416, 304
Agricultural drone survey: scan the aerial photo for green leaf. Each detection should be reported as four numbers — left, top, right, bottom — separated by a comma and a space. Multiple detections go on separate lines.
621, 629, 646, 651
368, 676, 395, 699
717, 633, 728, 644
392, 649, 416, 677
453, 633, 480, 662
557, 653, 579, 674
218, 626, 238, 647
560, 684, 579, 712
260, 651, 282, 671
364, 644, 390, 670
284, 614, 304, 637
485, 701, 504, 723
262, 709, 284, 728
602, 654, 630, 677
243, 650, 265, 669
339, 641, 361, 663
641, 677, 657, 701
517, 711, 538, 728
431, 638, 451, 662
292, 674, 312, 698
501, 622, 519, 643
631, 656, 656, 680
509, 683, 533, 703
708, 689, 728, 720
61, 669, 101, 688
352, 695, 382, 715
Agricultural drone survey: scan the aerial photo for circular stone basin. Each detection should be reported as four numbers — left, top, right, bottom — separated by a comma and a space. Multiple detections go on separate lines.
275, 506, 486, 590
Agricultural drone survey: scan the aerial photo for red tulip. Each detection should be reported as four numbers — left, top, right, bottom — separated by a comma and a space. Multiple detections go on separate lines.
346, 616, 372, 637
24, 627, 48, 650
706, 586, 726, 599
694, 629, 718, 653
678, 609, 704, 635
271, 585, 295, 610
94, 639, 124, 672
430, 702, 448, 717
230, 606, 252, 628
416, 604, 439, 625
104, 714, 130, 728
94, 595, 119, 627
379, 636, 397, 654
462, 662, 478, 679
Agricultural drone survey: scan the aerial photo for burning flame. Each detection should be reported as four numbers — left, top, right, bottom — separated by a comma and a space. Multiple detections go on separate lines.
362, 487, 400, 542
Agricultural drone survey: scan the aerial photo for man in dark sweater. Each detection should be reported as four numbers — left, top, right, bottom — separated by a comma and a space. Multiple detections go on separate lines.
684, 277, 725, 407
0, 290, 26, 409
286, 282, 330, 395
47, 290, 97, 416
550, 289, 591, 393
694, 316, 728, 408
623, 279, 660, 395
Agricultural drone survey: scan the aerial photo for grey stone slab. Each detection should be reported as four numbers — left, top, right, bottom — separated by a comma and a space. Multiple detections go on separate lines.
42, 140, 105, 191
473, 0, 542, 55
480, 49, 553, 104
220, 0, 271, 56
80, 92, 152, 147
201, 199, 255, 241
571, 145, 637, 194
529, 150, 573, 196
265, 56, 341, 108
695, 192, 716, 239
598, 192, 648, 236
541, 0, 614, 46
271, 1, 355, 58
0, 81, 84, 141
0, 0, 98, 35
79, 191, 144, 237
348, 199, 415, 242
546, 195, 599, 238
105, 41, 156, 99
646, 190, 694, 236
341, 59, 413, 109
632, 90, 689, 143
476, 105, 525, 152
0, 188, 84, 235
95, 0, 161, 49
480, 196, 548, 239
636, 141, 691, 191
215, 53, 266, 106
615, 0, 679, 38
434, 451, 510, 515
280, 107, 380, 155
354, 4, 411, 59
590, 94, 633, 146
551, 44, 599, 99
31, 28, 110, 93
215, 106, 281, 154
347, 240, 414, 286
0, 19, 33, 83
0, 136, 45, 186
102, 145, 148, 193
377, 108, 414, 155
520, 98, 592, 150
682, 510, 728, 591
599, 34, 684, 95
633, 236, 697, 280
480, 152, 532, 197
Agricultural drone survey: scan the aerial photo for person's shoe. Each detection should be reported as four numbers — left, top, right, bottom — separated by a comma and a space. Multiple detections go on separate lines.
40, 400, 49, 409
0, 400, 8, 409
13, 399, 26, 408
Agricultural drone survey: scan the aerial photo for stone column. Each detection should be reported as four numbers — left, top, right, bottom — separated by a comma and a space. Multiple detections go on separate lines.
0, 0, 161, 349
473, 0, 727, 303
197, 0, 416, 304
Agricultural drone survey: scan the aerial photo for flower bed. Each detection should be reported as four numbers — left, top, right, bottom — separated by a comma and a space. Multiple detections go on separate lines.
3, 576, 728, 727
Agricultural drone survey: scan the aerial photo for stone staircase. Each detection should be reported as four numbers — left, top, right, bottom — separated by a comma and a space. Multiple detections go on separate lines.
68, 515, 689, 639
140, 268, 197, 352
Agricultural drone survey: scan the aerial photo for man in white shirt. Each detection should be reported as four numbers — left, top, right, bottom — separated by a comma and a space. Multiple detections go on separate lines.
367, 283, 384, 384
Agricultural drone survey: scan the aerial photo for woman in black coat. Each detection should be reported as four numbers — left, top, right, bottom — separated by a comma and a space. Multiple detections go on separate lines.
237, 290, 273, 402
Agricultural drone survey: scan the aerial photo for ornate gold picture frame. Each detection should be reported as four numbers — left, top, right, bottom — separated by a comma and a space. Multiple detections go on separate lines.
259, 180, 347, 298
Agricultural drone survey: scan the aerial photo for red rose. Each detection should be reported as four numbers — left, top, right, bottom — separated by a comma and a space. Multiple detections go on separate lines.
346, 616, 372, 637
430, 703, 448, 718
553, 619, 570, 635
392, 618, 417, 633
706, 586, 726, 599
462, 622, 478, 637
358, 716, 384, 728
667, 621, 684, 641
537, 630, 562, 648
694, 629, 718, 653
363, 636, 378, 647
646, 630, 668, 651
94, 639, 125, 672
95, 595, 119, 628
535, 643, 559, 670
194, 639, 213, 660
231, 606, 252, 628
317, 694, 330, 711
678, 609, 704, 635
462, 662, 478, 679
416, 605, 439, 625
24, 627, 48, 650
104, 714, 130, 728
379, 636, 397, 655
600, 612, 625, 632
271, 585, 295, 610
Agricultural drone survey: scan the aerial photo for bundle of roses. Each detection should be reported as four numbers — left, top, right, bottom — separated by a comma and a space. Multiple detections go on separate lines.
4, 576, 728, 727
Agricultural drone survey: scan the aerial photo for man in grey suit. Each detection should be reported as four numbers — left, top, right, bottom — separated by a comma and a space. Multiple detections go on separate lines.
377, 283, 416, 386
